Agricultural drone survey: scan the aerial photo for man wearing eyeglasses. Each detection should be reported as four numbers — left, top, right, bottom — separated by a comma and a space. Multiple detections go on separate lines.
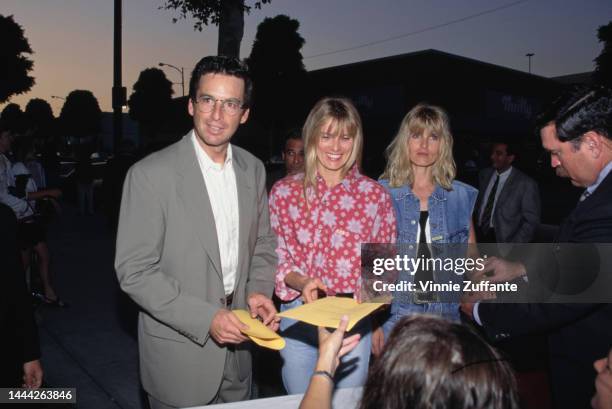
462, 86, 612, 409
115, 56, 278, 408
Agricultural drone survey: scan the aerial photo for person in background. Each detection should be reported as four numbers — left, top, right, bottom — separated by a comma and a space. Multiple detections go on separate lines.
75, 143, 95, 215
266, 129, 304, 191
1, 127, 62, 306
376, 103, 477, 354
299, 315, 519, 409
269, 97, 396, 393
0, 202, 43, 389
592, 349, 612, 409
476, 139, 546, 409
475, 140, 540, 245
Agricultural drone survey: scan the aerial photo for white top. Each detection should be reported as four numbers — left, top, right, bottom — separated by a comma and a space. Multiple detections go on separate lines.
192, 132, 239, 295
0, 153, 31, 219
26, 160, 46, 189
13, 161, 38, 211
479, 166, 513, 227
201, 386, 363, 409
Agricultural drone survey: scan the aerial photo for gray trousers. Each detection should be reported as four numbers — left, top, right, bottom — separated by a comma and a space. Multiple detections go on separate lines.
147, 348, 251, 408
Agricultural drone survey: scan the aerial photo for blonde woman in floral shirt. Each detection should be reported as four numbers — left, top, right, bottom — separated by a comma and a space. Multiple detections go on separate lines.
269, 97, 396, 394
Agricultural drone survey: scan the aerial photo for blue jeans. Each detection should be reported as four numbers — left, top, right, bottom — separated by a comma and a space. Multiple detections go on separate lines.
382, 301, 460, 340
279, 298, 372, 394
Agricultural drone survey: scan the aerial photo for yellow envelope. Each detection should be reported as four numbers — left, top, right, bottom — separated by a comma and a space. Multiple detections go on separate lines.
233, 309, 285, 350
276, 296, 388, 331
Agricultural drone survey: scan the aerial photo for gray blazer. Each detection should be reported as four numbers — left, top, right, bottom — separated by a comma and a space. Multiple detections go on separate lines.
115, 133, 277, 406
476, 167, 540, 243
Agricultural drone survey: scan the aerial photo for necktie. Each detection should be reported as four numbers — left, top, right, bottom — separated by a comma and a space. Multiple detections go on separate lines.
579, 190, 591, 202
480, 174, 500, 233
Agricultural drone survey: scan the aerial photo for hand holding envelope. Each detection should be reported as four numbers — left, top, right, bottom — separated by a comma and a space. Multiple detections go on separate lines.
277, 296, 388, 331
232, 296, 388, 350
233, 309, 286, 350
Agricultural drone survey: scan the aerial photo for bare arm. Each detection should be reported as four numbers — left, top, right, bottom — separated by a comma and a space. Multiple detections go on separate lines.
299, 316, 361, 409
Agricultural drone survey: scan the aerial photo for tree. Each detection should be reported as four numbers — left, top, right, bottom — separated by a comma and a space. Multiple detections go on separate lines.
128, 68, 174, 146
1, 103, 26, 134
594, 21, 612, 87
59, 90, 102, 141
24, 98, 56, 156
0, 14, 34, 103
245, 14, 308, 157
25, 98, 54, 133
160, 0, 271, 57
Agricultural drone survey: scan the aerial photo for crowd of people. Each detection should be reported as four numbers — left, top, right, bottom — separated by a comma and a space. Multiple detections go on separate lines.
112, 55, 612, 409
3, 53, 612, 409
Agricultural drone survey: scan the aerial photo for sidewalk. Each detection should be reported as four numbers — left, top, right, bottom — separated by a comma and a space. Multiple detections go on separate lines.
37, 205, 145, 409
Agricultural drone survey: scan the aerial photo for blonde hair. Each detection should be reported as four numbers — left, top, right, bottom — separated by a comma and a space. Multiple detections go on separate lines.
381, 103, 456, 189
302, 97, 363, 198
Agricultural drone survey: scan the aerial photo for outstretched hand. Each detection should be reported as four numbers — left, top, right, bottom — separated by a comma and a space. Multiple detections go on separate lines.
316, 315, 361, 375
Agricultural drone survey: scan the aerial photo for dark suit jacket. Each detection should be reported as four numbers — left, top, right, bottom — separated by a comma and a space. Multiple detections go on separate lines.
478, 170, 612, 409
476, 167, 540, 243
0, 203, 40, 387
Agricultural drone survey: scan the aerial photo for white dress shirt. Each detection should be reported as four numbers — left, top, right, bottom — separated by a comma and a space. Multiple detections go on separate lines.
479, 166, 513, 227
192, 132, 239, 295
0, 153, 31, 219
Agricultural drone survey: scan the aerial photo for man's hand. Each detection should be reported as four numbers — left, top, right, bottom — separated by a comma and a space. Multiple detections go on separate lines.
460, 301, 476, 321
473, 257, 526, 283
592, 349, 612, 409
247, 292, 280, 331
302, 278, 327, 304
461, 283, 496, 303
22, 359, 43, 389
316, 315, 361, 375
371, 326, 385, 357
209, 309, 249, 344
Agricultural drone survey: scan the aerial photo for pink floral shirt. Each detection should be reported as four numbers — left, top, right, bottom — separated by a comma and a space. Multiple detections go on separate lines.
269, 166, 397, 301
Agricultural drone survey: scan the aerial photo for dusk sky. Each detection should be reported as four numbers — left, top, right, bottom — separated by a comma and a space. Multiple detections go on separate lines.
2, 0, 611, 115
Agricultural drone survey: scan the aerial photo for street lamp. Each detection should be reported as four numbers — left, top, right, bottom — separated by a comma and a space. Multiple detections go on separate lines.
51, 95, 66, 100
159, 62, 185, 97
525, 53, 535, 74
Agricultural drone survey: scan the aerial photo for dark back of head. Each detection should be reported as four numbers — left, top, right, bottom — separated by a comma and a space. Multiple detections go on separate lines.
12, 136, 35, 163
536, 86, 612, 142
189, 56, 252, 108
359, 315, 519, 409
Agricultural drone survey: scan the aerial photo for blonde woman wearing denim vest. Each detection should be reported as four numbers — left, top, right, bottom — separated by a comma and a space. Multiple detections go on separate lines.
375, 104, 478, 353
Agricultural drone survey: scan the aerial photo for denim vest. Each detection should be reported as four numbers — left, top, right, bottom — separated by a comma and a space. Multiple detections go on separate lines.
378, 179, 478, 304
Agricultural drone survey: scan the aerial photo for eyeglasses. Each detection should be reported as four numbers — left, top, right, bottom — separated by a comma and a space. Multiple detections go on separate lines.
193, 95, 245, 116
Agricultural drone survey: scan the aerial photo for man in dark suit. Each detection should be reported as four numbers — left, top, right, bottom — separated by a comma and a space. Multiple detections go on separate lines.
0, 201, 43, 388
462, 86, 612, 409
475, 141, 540, 244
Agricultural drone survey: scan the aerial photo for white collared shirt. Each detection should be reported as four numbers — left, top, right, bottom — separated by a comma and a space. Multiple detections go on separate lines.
0, 153, 31, 219
479, 166, 513, 227
192, 132, 239, 295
